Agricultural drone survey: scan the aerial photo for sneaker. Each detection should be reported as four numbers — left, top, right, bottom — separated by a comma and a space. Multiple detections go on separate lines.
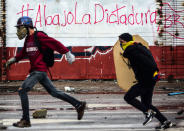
155, 120, 173, 130
76, 101, 86, 120
143, 110, 156, 126
13, 119, 31, 128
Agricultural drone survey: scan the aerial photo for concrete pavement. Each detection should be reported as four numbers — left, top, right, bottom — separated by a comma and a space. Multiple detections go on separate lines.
0, 93, 184, 131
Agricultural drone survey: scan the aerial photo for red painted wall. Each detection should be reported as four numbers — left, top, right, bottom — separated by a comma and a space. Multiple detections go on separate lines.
150, 46, 184, 79
6, 46, 116, 80
4, 46, 184, 80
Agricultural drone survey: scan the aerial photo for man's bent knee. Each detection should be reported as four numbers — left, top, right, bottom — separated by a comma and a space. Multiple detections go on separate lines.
18, 87, 24, 94
18, 87, 29, 94
124, 94, 132, 103
18, 87, 22, 91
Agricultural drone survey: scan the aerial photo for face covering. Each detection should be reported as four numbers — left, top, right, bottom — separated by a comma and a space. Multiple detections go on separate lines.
121, 41, 134, 50
16, 26, 27, 40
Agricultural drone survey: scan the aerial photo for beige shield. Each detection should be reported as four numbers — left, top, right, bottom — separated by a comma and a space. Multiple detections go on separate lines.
113, 35, 149, 92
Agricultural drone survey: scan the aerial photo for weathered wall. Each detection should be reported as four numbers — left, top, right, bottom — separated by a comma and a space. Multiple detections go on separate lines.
5, 46, 184, 80
1, 0, 184, 80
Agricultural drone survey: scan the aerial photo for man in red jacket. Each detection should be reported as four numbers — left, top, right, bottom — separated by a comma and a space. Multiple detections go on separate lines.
6, 16, 86, 128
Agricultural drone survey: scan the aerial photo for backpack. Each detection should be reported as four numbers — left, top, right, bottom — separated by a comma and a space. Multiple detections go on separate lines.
34, 31, 54, 67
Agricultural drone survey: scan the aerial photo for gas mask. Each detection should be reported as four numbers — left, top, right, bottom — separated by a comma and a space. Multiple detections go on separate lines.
16, 26, 28, 40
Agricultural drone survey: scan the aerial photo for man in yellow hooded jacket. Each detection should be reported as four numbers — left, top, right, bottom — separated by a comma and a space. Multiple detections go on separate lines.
119, 33, 173, 130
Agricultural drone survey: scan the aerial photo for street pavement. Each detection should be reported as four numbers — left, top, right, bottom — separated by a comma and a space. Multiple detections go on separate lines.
0, 93, 184, 131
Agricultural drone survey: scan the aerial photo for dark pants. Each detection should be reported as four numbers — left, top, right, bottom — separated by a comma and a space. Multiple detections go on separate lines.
18, 71, 81, 121
124, 80, 167, 124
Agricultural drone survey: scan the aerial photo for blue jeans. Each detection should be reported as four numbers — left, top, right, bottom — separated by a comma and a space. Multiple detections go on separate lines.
18, 71, 81, 121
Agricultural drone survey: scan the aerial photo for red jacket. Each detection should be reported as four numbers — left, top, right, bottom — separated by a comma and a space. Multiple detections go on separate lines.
15, 32, 69, 72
